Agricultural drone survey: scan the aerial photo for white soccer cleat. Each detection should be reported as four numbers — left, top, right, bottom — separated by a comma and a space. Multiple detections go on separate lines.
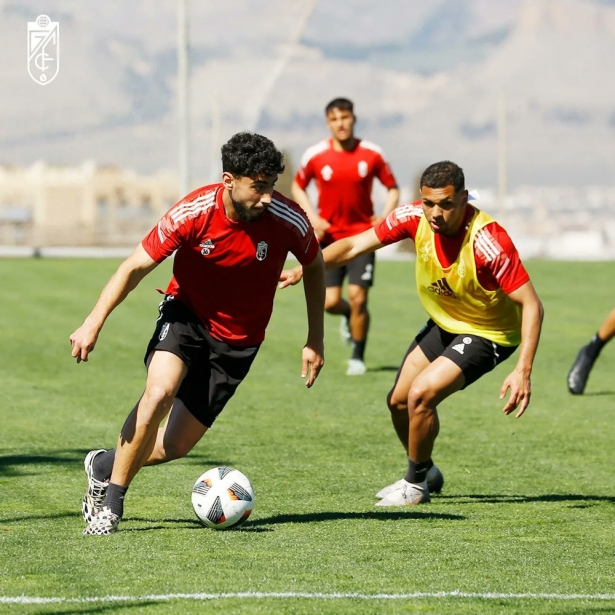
376, 465, 444, 499
339, 317, 352, 345
346, 359, 367, 376
375, 480, 430, 506
82, 506, 120, 536
82, 449, 109, 523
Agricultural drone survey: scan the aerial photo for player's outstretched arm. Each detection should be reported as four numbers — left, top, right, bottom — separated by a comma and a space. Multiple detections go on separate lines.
499, 281, 544, 417
322, 227, 384, 269
300, 251, 326, 388
279, 228, 384, 289
69, 244, 159, 363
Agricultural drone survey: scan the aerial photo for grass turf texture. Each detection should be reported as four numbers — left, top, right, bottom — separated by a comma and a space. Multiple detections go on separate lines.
0, 258, 614, 615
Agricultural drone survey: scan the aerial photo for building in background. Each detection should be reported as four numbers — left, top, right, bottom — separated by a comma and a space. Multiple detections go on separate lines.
0, 163, 178, 246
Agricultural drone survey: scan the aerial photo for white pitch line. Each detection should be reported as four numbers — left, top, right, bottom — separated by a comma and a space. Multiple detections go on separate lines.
2, 591, 615, 605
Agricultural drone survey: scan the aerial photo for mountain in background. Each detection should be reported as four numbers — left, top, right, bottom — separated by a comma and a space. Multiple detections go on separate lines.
0, 0, 614, 191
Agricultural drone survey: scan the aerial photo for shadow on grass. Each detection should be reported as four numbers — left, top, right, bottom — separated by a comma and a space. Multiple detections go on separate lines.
0, 512, 78, 525
545, 607, 615, 615
0, 449, 230, 476
0, 449, 91, 477
438, 493, 615, 505
582, 391, 615, 396
367, 365, 400, 373
171, 454, 233, 467
29, 601, 158, 614
124, 510, 464, 533
246, 510, 464, 526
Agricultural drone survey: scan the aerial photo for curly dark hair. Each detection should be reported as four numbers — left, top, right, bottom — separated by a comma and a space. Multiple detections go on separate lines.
221, 132, 285, 177
420, 161, 465, 193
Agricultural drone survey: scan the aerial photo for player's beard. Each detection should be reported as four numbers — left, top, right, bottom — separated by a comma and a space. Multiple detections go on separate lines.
232, 199, 264, 223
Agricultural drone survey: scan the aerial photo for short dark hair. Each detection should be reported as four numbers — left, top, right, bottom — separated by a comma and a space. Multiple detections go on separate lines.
420, 161, 465, 193
221, 132, 285, 177
325, 97, 354, 115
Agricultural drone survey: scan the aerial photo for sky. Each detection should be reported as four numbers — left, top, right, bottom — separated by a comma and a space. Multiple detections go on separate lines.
1, 0, 614, 190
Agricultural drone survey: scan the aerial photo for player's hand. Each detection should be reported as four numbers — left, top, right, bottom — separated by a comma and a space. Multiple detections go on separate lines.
69, 323, 100, 363
500, 368, 531, 418
278, 265, 304, 289
301, 343, 324, 388
312, 216, 331, 241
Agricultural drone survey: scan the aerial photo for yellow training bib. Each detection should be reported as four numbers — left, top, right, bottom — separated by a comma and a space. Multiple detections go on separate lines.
415, 208, 521, 346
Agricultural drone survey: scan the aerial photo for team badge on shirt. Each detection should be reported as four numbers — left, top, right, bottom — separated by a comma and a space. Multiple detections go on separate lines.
320, 165, 333, 181
358, 160, 368, 178
256, 241, 268, 261
420, 244, 431, 262
200, 239, 215, 256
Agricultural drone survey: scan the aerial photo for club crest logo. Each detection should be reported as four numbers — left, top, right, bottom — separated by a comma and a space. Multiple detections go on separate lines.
420, 244, 431, 262
256, 241, 268, 261
358, 160, 368, 178
199, 239, 215, 256
321, 165, 333, 181
27, 15, 59, 86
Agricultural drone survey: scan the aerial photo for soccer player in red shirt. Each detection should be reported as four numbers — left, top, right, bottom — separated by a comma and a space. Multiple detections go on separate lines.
70, 132, 325, 535
281, 161, 544, 506
292, 98, 399, 376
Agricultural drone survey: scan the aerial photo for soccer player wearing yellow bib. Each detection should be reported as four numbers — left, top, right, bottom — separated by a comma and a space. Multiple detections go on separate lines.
280, 161, 544, 505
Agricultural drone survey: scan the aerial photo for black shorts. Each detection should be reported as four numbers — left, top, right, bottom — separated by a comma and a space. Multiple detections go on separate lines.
325, 251, 375, 288
144, 296, 260, 427
405, 319, 518, 388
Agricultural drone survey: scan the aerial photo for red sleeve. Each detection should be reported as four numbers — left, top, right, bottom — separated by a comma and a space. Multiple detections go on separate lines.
294, 157, 315, 190
272, 191, 319, 266
141, 198, 202, 262
474, 222, 529, 294
293, 230, 319, 266
374, 153, 398, 189
375, 203, 422, 245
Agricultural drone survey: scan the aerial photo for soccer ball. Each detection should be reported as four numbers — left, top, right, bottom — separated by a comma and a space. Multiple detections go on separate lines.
191, 466, 254, 529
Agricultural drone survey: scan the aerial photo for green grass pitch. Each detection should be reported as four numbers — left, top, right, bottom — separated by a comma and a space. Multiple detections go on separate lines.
0, 258, 614, 614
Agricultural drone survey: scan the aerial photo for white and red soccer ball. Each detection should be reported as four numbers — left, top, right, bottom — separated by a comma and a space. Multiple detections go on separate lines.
191, 466, 254, 529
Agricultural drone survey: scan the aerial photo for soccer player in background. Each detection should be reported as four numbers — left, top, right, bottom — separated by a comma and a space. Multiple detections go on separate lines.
567, 308, 615, 394
281, 161, 543, 505
291, 98, 399, 376
70, 132, 325, 535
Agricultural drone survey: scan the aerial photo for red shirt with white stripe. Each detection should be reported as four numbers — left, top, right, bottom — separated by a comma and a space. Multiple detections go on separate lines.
142, 183, 319, 345
294, 138, 398, 243
375, 203, 529, 294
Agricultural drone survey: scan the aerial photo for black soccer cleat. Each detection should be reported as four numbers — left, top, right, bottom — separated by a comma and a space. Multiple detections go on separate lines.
567, 344, 598, 395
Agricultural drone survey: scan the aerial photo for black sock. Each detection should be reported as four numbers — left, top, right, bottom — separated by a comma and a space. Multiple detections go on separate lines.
351, 339, 366, 361
405, 459, 431, 484
587, 333, 607, 359
93, 450, 116, 482
103, 483, 128, 518
342, 301, 351, 320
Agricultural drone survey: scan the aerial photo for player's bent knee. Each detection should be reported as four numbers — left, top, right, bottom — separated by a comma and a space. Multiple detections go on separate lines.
386, 390, 407, 413
349, 297, 367, 313
141, 385, 176, 416
407, 385, 437, 410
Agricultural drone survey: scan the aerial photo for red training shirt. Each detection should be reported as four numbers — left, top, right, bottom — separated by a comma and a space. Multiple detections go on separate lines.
142, 184, 319, 345
375, 202, 529, 294
294, 138, 397, 243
